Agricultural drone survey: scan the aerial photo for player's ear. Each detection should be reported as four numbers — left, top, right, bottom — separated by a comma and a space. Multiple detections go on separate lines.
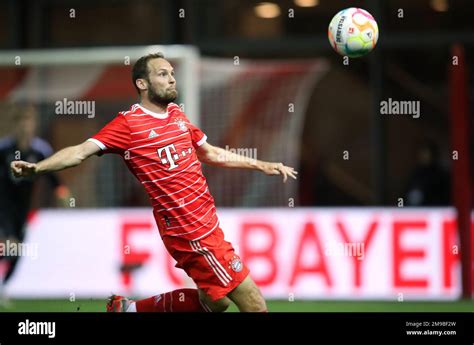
136, 78, 148, 92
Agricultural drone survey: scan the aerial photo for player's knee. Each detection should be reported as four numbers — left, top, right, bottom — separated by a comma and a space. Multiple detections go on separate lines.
245, 287, 267, 312
204, 297, 231, 312
230, 281, 267, 312
213, 298, 231, 312
198, 289, 231, 312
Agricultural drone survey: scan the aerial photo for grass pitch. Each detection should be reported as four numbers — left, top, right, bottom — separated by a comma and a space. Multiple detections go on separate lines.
0, 299, 472, 312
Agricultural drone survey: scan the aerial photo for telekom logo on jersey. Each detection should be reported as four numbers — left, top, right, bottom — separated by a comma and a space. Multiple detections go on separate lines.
157, 143, 193, 171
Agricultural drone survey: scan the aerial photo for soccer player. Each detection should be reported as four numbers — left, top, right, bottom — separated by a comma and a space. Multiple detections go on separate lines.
1, 104, 70, 305
11, 53, 297, 312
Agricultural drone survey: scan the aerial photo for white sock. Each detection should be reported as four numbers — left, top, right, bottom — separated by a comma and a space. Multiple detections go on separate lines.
125, 302, 137, 312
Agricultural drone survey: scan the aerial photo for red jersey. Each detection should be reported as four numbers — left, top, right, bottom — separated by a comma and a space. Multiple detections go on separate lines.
88, 103, 219, 241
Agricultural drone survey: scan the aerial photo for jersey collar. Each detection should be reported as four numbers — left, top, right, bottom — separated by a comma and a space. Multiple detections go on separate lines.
136, 104, 169, 119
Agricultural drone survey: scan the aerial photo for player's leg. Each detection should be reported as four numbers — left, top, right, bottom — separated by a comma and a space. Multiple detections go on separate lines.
0, 216, 19, 307
0, 232, 8, 306
197, 288, 231, 312
107, 228, 253, 313
227, 275, 267, 312
114, 288, 233, 313
3, 255, 18, 283
107, 288, 232, 312
107, 234, 215, 312
186, 227, 267, 312
108, 288, 210, 312
3, 218, 27, 284
108, 238, 216, 312
3, 236, 21, 284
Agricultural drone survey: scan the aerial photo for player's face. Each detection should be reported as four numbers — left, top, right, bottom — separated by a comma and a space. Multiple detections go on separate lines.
145, 58, 178, 104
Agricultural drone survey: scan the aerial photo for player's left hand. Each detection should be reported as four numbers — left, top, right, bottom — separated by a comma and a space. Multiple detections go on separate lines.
261, 162, 298, 183
10, 160, 37, 178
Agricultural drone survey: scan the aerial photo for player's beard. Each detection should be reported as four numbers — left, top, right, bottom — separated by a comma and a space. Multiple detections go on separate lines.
147, 82, 178, 106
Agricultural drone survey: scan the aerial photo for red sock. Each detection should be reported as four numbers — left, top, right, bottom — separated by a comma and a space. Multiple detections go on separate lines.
135, 288, 209, 312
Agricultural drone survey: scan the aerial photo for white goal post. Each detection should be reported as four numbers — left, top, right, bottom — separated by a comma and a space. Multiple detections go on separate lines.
0, 45, 201, 125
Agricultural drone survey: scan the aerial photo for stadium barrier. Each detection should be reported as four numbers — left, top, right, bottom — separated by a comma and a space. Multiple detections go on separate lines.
5, 208, 467, 300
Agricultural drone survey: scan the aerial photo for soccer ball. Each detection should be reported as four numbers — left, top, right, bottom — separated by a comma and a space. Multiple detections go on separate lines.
328, 7, 379, 58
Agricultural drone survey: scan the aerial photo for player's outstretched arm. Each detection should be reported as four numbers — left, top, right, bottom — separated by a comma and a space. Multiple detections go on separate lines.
196, 142, 298, 183
10, 141, 100, 178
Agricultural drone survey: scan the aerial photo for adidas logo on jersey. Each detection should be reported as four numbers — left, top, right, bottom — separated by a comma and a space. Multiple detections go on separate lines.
148, 130, 158, 139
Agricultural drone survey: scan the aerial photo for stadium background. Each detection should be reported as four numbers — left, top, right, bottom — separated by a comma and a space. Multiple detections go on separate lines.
0, 0, 473, 312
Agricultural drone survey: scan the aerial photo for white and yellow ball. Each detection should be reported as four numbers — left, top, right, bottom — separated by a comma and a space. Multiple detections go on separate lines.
328, 7, 379, 58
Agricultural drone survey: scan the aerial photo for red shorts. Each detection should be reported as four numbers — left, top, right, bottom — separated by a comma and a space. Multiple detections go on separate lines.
162, 227, 250, 301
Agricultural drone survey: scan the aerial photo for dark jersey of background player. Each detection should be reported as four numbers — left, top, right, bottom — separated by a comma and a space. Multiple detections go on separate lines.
404, 140, 451, 206
0, 105, 69, 293
0, 136, 61, 229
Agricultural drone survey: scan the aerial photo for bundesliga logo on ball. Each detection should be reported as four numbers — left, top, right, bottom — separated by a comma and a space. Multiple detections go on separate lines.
328, 7, 379, 58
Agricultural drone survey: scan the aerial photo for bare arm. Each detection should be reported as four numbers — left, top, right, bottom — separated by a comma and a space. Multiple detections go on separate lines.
196, 142, 298, 183
10, 140, 100, 177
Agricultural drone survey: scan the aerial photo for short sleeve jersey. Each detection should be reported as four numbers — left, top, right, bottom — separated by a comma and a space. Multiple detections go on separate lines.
88, 103, 219, 241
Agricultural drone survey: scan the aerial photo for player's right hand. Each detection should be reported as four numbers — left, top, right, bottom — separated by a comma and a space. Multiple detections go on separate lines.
261, 162, 298, 183
10, 160, 37, 178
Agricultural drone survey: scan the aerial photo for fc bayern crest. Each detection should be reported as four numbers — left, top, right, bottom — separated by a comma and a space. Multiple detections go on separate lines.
230, 257, 243, 272
175, 118, 188, 132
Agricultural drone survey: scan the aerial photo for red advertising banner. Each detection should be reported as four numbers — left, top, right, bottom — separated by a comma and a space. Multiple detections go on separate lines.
5, 208, 466, 300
